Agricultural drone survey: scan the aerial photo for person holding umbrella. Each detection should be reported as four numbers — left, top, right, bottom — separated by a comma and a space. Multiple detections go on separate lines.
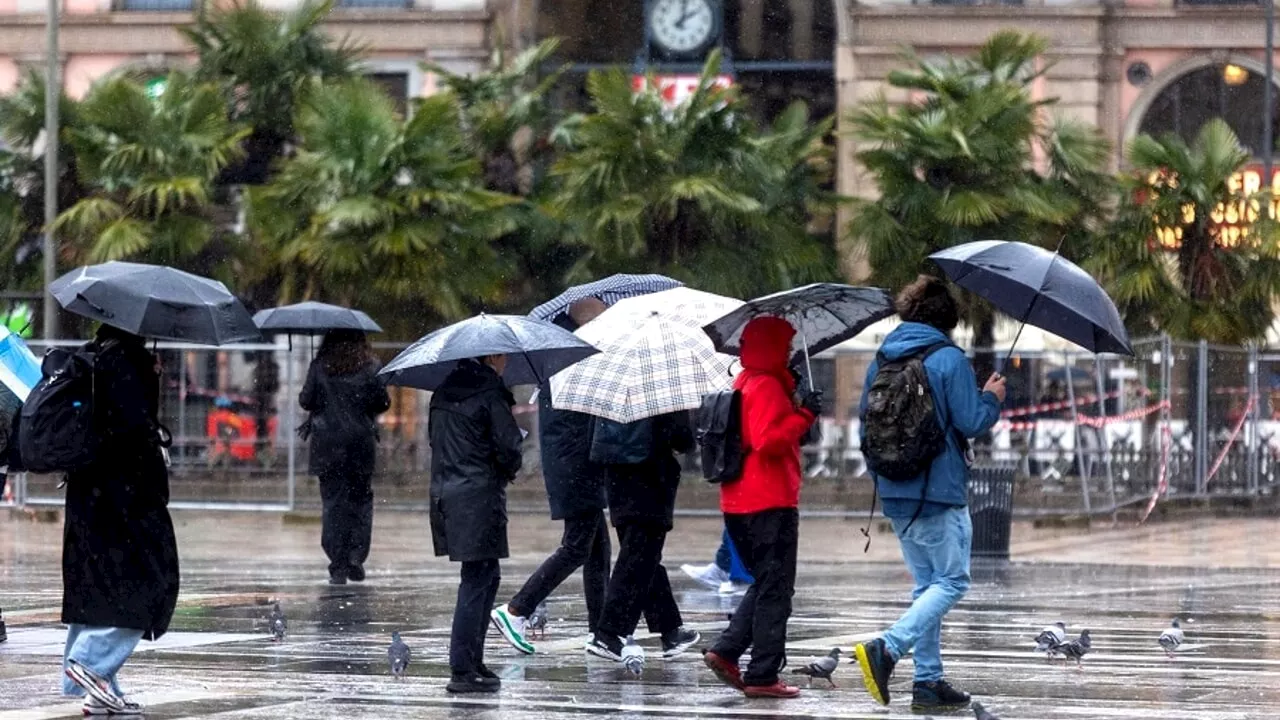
380, 313, 597, 694
299, 330, 391, 585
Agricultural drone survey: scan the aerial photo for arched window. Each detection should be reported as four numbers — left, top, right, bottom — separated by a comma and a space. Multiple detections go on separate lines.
1138, 64, 1280, 157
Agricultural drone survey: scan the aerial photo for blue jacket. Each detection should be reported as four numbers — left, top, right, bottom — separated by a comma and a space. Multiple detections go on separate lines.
859, 322, 1001, 512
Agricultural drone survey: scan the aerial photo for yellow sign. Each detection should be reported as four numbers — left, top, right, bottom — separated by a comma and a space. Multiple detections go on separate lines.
1151, 166, 1280, 250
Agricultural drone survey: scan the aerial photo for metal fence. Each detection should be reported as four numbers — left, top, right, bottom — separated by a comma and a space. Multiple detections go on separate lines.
3, 334, 1279, 516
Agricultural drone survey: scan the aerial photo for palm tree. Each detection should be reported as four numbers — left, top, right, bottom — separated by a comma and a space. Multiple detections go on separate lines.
250, 79, 517, 333
845, 31, 1113, 352
52, 71, 249, 276
552, 52, 839, 297
181, 0, 361, 185
1087, 119, 1280, 344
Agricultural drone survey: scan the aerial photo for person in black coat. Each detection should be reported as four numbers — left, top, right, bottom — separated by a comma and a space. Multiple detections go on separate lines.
61, 325, 178, 715
300, 330, 391, 585
429, 355, 523, 694
491, 298, 610, 655
586, 411, 700, 664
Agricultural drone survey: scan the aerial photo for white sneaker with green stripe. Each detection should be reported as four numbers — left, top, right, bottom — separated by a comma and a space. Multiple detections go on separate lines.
490, 605, 536, 655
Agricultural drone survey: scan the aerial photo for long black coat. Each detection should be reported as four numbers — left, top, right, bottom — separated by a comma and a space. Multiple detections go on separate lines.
299, 360, 391, 475
537, 383, 606, 520
63, 335, 179, 640
429, 360, 523, 562
605, 411, 694, 531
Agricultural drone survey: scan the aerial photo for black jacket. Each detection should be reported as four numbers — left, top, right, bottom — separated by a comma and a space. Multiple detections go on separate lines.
605, 411, 694, 530
429, 359, 523, 562
299, 359, 391, 475
537, 384, 606, 520
62, 333, 179, 640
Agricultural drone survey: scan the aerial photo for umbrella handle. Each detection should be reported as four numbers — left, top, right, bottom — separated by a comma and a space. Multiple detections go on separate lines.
801, 327, 814, 392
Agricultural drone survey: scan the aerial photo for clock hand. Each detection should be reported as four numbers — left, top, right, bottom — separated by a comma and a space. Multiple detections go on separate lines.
675, 0, 691, 28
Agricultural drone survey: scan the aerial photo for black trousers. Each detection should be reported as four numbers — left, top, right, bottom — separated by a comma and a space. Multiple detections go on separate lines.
318, 466, 374, 578
711, 507, 799, 686
450, 558, 500, 675
597, 521, 682, 639
510, 510, 611, 632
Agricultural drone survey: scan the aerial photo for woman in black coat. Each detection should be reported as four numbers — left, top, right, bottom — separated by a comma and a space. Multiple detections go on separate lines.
61, 325, 178, 715
429, 355, 523, 694
300, 330, 391, 585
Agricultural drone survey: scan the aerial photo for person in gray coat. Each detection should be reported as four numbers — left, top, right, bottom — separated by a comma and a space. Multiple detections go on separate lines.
429, 354, 523, 694
300, 330, 391, 585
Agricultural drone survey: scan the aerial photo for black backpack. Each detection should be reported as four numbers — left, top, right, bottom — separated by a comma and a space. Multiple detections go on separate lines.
861, 342, 953, 482
17, 342, 111, 474
696, 389, 746, 483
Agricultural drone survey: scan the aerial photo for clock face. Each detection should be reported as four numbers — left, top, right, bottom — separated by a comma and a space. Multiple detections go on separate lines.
649, 0, 716, 56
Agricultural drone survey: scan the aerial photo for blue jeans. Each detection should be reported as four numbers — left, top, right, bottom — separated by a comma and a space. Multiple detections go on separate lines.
881, 506, 972, 683
62, 625, 144, 697
714, 528, 755, 584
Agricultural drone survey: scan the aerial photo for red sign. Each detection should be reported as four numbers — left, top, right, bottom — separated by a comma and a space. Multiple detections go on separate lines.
1149, 165, 1280, 250
631, 74, 733, 107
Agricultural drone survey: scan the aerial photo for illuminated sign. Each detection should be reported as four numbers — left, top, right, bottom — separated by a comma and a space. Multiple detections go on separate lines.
631, 74, 733, 108
1150, 165, 1280, 250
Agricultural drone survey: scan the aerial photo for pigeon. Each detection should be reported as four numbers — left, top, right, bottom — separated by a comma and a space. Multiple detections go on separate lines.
791, 648, 841, 687
268, 603, 287, 642
1057, 629, 1092, 667
973, 701, 1002, 720
388, 631, 411, 679
1159, 619, 1184, 657
528, 600, 549, 640
1035, 621, 1067, 658
621, 636, 645, 677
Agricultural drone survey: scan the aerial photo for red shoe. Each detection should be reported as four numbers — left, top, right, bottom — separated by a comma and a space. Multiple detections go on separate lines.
702, 650, 745, 690
743, 681, 801, 699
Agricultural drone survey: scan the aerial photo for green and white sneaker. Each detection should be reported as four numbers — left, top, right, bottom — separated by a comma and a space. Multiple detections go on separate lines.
490, 605, 536, 655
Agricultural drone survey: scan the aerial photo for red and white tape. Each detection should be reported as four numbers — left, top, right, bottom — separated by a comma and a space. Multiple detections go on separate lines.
995, 400, 1170, 432
1203, 396, 1255, 489
1139, 420, 1174, 524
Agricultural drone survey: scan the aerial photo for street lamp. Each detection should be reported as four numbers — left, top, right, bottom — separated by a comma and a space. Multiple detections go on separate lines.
1265, 0, 1275, 184
41, 0, 59, 340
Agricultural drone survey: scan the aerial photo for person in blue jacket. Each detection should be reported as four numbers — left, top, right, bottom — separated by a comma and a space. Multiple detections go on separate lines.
852, 275, 1005, 714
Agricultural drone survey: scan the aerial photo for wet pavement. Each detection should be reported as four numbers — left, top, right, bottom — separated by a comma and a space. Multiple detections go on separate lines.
2, 510, 1280, 719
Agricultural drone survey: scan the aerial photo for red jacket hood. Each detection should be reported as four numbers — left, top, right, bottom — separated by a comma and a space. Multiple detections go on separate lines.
737, 316, 796, 392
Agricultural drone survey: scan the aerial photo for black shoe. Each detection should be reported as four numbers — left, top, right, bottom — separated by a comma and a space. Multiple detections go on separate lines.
329, 573, 348, 585
853, 638, 896, 706
348, 566, 366, 582
446, 672, 500, 693
476, 664, 500, 683
0, 611, 6, 644
660, 627, 701, 659
585, 632, 624, 661
911, 679, 970, 712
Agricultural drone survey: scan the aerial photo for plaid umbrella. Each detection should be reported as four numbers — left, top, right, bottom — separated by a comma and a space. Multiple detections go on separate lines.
528, 274, 683, 321
549, 310, 736, 424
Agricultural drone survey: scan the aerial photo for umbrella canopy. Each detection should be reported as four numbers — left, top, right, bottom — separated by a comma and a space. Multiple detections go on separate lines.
549, 309, 737, 424
702, 283, 895, 362
929, 241, 1133, 356
604, 287, 745, 326
253, 301, 383, 335
50, 262, 259, 345
528, 274, 684, 321
380, 314, 598, 391
0, 326, 41, 402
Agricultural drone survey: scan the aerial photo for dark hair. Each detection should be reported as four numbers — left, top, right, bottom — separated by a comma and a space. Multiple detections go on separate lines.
896, 275, 959, 332
316, 330, 373, 376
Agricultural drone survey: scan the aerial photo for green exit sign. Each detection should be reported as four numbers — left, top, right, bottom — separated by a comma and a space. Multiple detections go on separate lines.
144, 77, 167, 99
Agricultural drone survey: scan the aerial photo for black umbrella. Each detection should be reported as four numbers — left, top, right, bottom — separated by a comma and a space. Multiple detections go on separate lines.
929, 240, 1133, 358
380, 314, 598, 390
253, 302, 383, 335
50, 262, 259, 345
528, 274, 683, 321
702, 283, 896, 387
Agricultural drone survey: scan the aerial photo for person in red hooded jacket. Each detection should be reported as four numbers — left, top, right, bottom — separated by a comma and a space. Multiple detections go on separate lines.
703, 316, 822, 699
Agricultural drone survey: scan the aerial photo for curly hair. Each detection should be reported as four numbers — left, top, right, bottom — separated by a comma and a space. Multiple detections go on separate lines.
896, 275, 959, 333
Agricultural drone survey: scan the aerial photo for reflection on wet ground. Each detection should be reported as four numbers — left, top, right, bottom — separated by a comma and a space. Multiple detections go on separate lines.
2, 511, 1279, 718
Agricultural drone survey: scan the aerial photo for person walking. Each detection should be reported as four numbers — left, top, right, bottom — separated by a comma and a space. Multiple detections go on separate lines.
852, 275, 1005, 713
679, 528, 753, 595
585, 411, 701, 665
703, 316, 820, 699
429, 355, 524, 694
492, 299, 611, 654
299, 330, 391, 585
61, 325, 180, 717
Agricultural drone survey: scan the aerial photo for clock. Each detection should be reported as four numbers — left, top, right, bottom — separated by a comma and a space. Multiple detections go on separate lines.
648, 0, 719, 58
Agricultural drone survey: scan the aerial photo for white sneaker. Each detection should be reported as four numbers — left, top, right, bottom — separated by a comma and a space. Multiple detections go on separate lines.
66, 662, 126, 713
490, 605, 536, 655
83, 696, 143, 716
681, 562, 729, 590
718, 580, 750, 595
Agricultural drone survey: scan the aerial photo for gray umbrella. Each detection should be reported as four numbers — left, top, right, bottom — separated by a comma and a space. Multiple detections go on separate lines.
253, 302, 383, 335
528, 274, 683, 321
380, 314, 598, 390
50, 262, 259, 345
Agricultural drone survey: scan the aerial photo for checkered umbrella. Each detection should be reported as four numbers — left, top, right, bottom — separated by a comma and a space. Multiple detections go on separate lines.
527, 274, 684, 321
549, 309, 737, 424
